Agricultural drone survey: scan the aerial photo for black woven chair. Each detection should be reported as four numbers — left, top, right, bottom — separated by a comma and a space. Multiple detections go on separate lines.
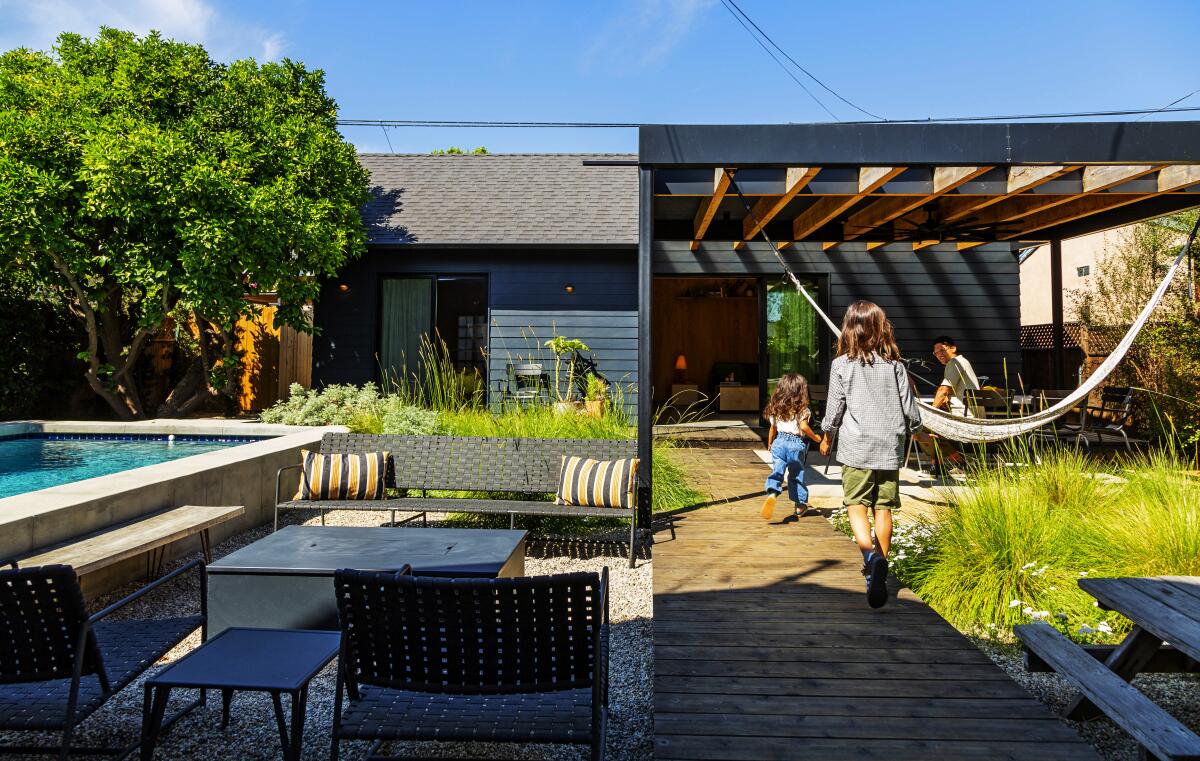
330, 568, 609, 761
0, 561, 206, 759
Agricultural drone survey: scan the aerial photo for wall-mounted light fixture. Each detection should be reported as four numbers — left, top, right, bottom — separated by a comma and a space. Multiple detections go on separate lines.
564, 284, 575, 294
337, 283, 350, 293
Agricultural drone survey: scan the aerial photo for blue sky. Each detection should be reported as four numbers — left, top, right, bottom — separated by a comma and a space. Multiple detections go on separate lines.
2, 0, 1198, 154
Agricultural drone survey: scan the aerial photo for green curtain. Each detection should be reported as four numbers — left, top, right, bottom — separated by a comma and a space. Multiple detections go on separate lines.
766, 280, 820, 391
379, 278, 432, 384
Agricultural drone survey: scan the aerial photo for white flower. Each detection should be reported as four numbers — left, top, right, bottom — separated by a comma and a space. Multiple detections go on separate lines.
1049, 586, 1058, 591
1030, 611, 1050, 620
1021, 562, 1037, 570
1079, 571, 1089, 577
1078, 625, 1098, 634
1009, 599, 1023, 608
1097, 621, 1113, 634
1023, 606, 1034, 615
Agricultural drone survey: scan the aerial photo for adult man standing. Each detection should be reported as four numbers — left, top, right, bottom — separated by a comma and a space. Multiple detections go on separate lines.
931, 335, 981, 415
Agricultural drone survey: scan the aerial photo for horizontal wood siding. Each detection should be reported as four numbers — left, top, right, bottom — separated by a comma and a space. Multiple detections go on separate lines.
313, 247, 639, 396
654, 241, 1022, 388
490, 309, 639, 413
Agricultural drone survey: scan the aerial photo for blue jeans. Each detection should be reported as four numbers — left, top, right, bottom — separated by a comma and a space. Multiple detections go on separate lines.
765, 432, 809, 505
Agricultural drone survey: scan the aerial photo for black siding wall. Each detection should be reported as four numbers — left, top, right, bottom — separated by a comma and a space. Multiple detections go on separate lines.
312, 247, 639, 404
654, 241, 1022, 389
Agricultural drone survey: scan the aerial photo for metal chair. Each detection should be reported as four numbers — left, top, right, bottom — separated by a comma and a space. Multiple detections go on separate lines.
1057, 386, 1136, 450
498, 362, 548, 405
0, 561, 205, 759
331, 568, 609, 761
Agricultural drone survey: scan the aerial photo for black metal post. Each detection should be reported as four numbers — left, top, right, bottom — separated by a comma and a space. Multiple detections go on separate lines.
636, 166, 653, 531
1050, 239, 1065, 388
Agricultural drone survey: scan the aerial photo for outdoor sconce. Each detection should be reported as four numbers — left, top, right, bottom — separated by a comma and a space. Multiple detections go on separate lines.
337, 283, 350, 293
674, 354, 688, 383
564, 284, 575, 294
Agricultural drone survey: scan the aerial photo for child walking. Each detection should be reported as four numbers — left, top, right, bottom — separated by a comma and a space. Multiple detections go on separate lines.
761, 373, 823, 521
819, 300, 923, 608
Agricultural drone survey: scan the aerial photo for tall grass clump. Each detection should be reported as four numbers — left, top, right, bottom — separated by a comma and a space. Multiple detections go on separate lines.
905, 445, 1200, 639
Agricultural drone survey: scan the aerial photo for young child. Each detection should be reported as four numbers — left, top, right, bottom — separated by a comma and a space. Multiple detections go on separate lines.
819, 300, 923, 608
761, 373, 823, 521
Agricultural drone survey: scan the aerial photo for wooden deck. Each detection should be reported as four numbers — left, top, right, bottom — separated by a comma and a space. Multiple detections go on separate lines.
654, 449, 1100, 761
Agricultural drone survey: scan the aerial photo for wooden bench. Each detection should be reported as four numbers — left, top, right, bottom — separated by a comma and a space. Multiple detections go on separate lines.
13, 504, 244, 582
1016, 622, 1200, 761
274, 434, 644, 566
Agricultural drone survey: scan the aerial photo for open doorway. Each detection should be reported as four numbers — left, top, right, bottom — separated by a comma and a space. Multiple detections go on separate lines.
652, 277, 761, 420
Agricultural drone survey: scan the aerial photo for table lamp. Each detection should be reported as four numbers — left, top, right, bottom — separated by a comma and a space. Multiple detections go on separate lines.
674, 354, 688, 383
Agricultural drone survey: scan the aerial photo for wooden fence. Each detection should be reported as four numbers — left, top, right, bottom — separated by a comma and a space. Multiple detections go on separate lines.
236, 305, 313, 413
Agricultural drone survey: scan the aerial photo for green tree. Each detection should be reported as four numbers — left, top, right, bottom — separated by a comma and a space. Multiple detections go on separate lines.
1073, 211, 1200, 446
430, 146, 488, 155
0, 28, 370, 418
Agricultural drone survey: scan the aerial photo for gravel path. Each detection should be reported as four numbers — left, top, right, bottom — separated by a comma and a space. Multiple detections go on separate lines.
976, 637, 1200, 761
1, 510, 653, 761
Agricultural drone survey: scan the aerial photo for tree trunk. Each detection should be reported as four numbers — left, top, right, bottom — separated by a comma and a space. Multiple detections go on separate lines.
156, 320, 242, 418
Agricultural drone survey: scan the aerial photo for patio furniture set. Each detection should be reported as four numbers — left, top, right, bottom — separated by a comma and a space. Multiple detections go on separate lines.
0, 433, 633, 759
1017, 576, 1200, 761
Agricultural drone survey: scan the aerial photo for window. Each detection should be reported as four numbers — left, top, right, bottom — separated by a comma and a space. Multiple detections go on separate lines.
1076, 265, 1090, 277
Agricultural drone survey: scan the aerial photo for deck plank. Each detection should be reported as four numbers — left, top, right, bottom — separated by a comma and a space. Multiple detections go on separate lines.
653, 449, 1100, 760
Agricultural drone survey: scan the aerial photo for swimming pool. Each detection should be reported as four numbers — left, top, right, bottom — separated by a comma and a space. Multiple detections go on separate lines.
0, 434, 263, 499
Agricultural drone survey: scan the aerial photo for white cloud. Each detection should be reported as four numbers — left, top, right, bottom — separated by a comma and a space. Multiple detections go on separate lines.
0, 0, 285, 61
583, 0, 716, 72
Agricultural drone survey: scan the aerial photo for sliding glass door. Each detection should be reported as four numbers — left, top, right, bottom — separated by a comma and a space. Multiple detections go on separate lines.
765, 277, 822, 396
378, 275, 488, 386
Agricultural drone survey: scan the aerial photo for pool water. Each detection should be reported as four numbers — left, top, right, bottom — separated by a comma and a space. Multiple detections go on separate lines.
0, 436, 260, 500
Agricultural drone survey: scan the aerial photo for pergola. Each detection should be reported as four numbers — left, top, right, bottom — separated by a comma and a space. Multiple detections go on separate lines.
632, 121, 1200, 515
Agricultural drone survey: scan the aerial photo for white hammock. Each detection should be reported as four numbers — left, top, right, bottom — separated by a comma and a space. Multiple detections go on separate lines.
785, 220, 1198, 444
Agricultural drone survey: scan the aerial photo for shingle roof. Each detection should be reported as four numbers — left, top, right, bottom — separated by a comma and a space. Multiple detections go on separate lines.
358, 153, 638, 246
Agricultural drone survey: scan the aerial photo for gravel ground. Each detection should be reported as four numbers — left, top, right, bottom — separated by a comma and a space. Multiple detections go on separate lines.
974, 637, 1200, 761
1, 509, 653, 760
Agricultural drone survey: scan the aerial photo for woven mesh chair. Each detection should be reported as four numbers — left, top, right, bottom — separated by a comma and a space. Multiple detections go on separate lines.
330, 568, 609, 761
0, 561, 205, 759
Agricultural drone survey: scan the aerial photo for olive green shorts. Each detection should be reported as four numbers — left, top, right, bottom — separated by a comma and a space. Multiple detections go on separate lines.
841, 465, 901, 512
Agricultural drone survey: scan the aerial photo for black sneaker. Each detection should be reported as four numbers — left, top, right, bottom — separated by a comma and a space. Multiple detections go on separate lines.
865, 552, 889, 609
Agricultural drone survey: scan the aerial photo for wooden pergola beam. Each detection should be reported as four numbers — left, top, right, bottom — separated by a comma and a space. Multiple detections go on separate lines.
793, 167, 904, 241
733, 167, 820, 250
844, 166, 992, 241
690, 168, 733, 252
942, 165, 1077, 223
1002, 164, 1200, 240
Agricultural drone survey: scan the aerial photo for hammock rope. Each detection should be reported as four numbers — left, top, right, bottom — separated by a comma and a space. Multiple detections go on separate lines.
724, 168, 1200, 444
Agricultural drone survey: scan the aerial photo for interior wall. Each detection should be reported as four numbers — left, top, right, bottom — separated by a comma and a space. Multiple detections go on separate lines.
651, 277, 759, 403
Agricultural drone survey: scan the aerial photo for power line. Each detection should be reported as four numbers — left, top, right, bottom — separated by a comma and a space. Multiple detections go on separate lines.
720, 0, 885, 121
1137, 86, 1200, 121
717, 0, 839, 121
336, 103, 1200, 130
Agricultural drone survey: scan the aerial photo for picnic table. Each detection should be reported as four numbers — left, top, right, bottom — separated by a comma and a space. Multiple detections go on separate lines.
1016, 576, 1200, 761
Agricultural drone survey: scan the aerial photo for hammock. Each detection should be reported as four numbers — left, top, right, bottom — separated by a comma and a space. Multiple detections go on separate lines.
726, 169, 1200, 444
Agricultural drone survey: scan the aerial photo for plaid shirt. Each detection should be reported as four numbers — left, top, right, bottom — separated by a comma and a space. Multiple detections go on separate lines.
820, 354, 923, 470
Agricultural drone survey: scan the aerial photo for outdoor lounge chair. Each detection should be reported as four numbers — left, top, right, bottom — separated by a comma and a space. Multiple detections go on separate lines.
330, 567, 609, 761
1055, 385, 1136, 450
0, 560, 206, 759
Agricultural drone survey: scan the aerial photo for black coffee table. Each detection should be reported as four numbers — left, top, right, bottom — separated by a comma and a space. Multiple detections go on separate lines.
207, 526, 526, 636
140, 628, 340, 761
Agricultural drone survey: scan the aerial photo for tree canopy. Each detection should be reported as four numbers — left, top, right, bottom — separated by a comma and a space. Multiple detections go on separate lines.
0, 28, 370, 418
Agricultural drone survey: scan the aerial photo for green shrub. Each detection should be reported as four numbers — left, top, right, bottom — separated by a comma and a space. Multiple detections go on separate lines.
259, 383, 382, 426
380, 402, 441, 435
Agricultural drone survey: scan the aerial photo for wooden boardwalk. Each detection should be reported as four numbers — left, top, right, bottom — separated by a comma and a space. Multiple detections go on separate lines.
654, 449, 1100, 761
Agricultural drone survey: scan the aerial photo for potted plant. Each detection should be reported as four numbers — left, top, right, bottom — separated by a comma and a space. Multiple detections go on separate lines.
544, 336, 589, 413
584, 374, 608, 417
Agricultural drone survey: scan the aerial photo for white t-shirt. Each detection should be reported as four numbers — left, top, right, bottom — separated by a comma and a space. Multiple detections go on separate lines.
941, 355, 983, 416
771, 408, 811, 435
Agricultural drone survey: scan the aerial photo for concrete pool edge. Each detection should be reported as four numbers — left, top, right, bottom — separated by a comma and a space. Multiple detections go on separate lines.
0, 421, 347, 592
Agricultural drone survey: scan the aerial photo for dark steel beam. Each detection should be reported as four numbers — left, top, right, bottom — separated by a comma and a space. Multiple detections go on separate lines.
1050, 239, 1065, 389
639, 122, 1200, 168
637, 166, 654, 532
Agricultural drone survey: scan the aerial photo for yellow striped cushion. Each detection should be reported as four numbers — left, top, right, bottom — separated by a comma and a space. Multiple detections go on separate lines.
293, 450, 389, 500
555, 456, 639, 509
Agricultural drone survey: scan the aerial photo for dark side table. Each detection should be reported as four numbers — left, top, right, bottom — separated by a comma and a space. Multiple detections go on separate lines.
140, 628, 340, 761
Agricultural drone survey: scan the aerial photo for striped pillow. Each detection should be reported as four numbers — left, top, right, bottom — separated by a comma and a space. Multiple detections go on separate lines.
293, 450, 389, 500
556, 456, 639, 509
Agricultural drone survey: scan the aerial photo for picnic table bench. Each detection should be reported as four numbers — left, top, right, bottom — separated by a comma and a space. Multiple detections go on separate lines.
275, 434, 644, 565
1016, 576, 1200, 761
10, 504, 243, 594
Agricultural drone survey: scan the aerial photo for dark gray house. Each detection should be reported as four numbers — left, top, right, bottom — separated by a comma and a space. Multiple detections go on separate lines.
314, 122, 1200, 517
